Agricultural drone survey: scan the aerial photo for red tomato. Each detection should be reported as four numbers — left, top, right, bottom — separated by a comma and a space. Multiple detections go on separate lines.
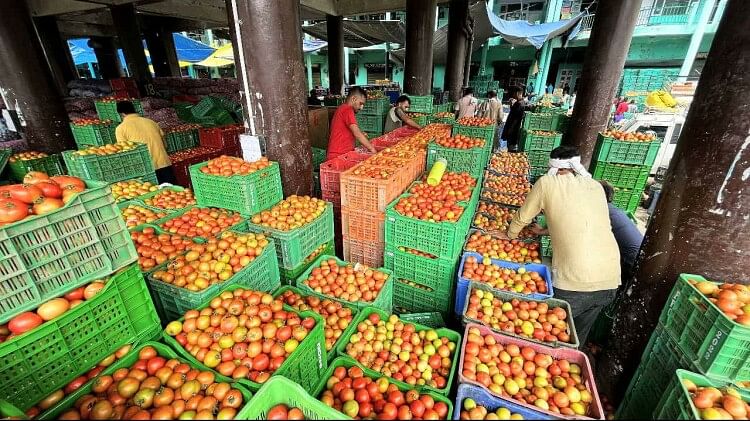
32, 197, 64, 215
64, 287, 85, 301
51, 175, 86, 190
0, 198, 29, 223
8, 312, 43, 335
35, 182, 63, 199
23, 171, 50, 185
4, 184, 43, 204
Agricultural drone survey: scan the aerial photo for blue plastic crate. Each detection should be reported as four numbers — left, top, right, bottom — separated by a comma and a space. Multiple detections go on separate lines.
454, 384, 558, 420
455, 251, 554, 316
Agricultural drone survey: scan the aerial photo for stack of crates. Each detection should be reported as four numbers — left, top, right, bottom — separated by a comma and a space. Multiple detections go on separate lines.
94, 98, 143, 123
618, 68, 679, 112
163, 124, 200, 154
619, 273, 750, 419
408, 95, 434, 114
356, 96, 390, 138
521, 111, 569, 178
63, 143, 157, 184
69, 119, 117, 149
591, 132, 660, 213
452, 121, 496, 163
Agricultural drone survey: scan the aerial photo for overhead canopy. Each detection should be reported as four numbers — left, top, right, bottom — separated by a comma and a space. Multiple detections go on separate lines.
303, 20, 405, 48
69, 34, 212, 67
485, 2, 585, 49
160, 33, 215, 63
203, 38, 328, 67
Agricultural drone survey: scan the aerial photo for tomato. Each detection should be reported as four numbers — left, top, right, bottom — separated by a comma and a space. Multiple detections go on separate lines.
83, 282, 105, 299
35, 181, 63, 198
267, 404, 289, 420
8, 312, 43, 335
0, 198, 29, 223
51, 175, 86, 190
58, 409, 81, 420
23, 171, 50, 185
86, 365, 105, 380
147, 356, 167, 375
64, 376, 88, 394
222, 389, 243, 408
139, 345, 158, 360
117, 377, 141, 398
38, 389, 64, 410
4, 184, 43, 204
36, 297, 70, 321
90, 400, 113, 420
91, 375, 113, 393
32, 197, 64, 215
115, 344, 132, 358
64, 287, 85, 301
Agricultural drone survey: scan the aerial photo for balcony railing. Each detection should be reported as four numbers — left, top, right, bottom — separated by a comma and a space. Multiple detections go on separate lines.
579, 3, 695, 32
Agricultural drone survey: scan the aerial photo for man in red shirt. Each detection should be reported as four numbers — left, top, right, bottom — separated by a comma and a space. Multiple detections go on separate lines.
326, 86, 377, 160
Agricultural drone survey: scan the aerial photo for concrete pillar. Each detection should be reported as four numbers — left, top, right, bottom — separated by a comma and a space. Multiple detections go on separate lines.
34, 16, 77, 96
0, 0, 75, 152
445, 0, 467, 100
144, 26, 180, 78
404, 0, 438, 95
566, 0, 642, 167
90, 37, 124, 80
678, 0, 718, 81
534, 42, 553, 95
327, 15, 345, 95
228, 0, 313, 196
110, 4, 151, 88
597, 0, 750, 403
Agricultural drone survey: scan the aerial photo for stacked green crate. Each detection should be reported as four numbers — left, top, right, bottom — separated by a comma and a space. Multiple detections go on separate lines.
521, 110, 568, 177
591, 132, 658, 213
95, 99, 143, 123
356, 97, 389, 136
408, 95, 434, 114
69, 122, 117, 149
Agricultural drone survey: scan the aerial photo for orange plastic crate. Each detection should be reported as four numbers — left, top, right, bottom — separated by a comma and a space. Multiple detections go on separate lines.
341, 207, 386, 242
340, 163, 411, 212
319, 151, 370, 194
343, 235, 384, 268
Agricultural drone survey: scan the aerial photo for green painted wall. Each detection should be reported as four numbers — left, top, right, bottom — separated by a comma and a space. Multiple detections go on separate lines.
433, 65, 445, 90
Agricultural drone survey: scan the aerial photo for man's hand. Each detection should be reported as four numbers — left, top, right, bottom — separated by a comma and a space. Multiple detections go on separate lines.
529, 223, 549, 236
367, 145, 377, 153
488, 229, 510, 240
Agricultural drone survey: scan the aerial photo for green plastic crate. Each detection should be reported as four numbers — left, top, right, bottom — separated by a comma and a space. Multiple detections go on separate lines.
70, 123, 116, 149
541, 235, 552, 257
8, 154, 65, 182
0, 400, 25, 419
530, 166, 548, 179
135, 185, 194, 211
462, 282, 579, 349
164, 128, 199, 154
426, 141, 487, 179
409, 95, 434, 114
190, 160, 283, 216
593, 134, 661, 166
435, 102, 455, 113
63, 143, 156, 183
355, 113, 384, 133
520, 129, 562, 152
361, 97, 390, 115
616, 325, 697, 420
384, 193, 473, 260
280, 240, 334, 285
430, 115, 457, 125
151, 205, 247, 241
592, 161, 650, 190
40, 342, 252, 420
522, 113, 557, 131
273, 285, 358, 363
295, 255, 394, 314
659, 274, 750, 381
526, 149, 550, 168
312, 147, 327, 168
0, 148, 10, 176
393, 278, 452, 315
397, 312, 446, 328
94, 99, 143, 123
236, 376, 343, 420
244, 202, 335, 270
409, 114, 430, 127
653, 369, 750, 420
0, 179, 136, 324
162, 283, 327, 393
452, 124, 497, 145
382, 244, 459, 292
0, 264, 161, 411
147, 237, 280, 322
612, 187, 642, 213
334, 307, 461, 395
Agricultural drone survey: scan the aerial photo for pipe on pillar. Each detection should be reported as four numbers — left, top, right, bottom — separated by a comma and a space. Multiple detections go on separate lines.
90, 37, 124, 80
110, 4, 151, 88
0, 0, 75, 152
404, 0, 438, 95
445, 0, 469, 102
228, 0, 313, 196
33, 16, 77, 96
678, 0, 717, 81
144, 26, 180, 78
224, 0, 248, 124
597, 0, 750, 403
326, 15, 345, 96
566, 0, 642, 167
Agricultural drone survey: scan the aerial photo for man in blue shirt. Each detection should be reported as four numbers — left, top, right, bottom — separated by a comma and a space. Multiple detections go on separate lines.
600, 181, 644, 280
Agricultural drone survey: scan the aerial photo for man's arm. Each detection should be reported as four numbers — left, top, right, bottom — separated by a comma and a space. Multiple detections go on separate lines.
115, 124, 126, 143
396, 108, 421, 130
507, 179, 545, 239
350, 124, 376, 153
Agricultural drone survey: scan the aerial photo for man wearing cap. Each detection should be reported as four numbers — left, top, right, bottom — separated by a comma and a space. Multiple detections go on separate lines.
492, 145, 621, 345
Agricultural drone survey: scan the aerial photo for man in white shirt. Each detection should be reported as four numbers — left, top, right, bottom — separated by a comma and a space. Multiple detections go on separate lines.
455, 87, 478, 119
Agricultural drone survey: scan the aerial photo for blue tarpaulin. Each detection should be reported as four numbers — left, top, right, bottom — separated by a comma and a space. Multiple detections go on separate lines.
68, 33, 214, 66
486, 2, 585, 49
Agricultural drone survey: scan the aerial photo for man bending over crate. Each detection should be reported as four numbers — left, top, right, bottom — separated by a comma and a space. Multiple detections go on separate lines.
326, 86, 377, 160
116, 101, 175, 184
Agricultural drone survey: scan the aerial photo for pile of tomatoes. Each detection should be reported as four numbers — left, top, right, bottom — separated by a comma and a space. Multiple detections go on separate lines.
435, 135, 485, 150
602, 130, 657, 142
301, 258, 390, 304
159, 207, 242, 238
143, 188, 195, 210
395, 172, 477, 223
350, 163, 396, 180
9, 151, 48, 162
266, 404, 305, 420
166, 288, 317, 385
150, 231, 269, 291
397, 246, 437, 259
457, 117, 494, 127
432, 112, 455, 118
164, 124, 200, 134
0, 173, 86, 225
130, 227, 201, 272
110, 180, 158, 203
276, 289, 355, 351
1, 278, 106, 341
464, 231, 541, 264
411, 172, 477, 202
71, 118, 113, 127
120, 204, 168, 228
483, 174, 531, 197
488, 152, 530, 176
319, 364, 450, 419
54, 346, 248, 420
249, 195, 327, 232
462, 255, 548, 296
481, 190, 526, 207
200, 156, 272, 177
73, 141, 139, 157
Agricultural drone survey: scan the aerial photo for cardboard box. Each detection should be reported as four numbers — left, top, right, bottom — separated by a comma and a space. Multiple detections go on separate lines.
308, 106, 330, 149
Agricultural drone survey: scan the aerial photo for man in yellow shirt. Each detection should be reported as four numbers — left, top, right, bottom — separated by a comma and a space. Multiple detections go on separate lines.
115, 101, 175, 184
496, 145, 621, 345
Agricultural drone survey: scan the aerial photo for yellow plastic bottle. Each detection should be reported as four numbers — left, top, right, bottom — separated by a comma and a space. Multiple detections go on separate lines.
427, 158, 448, 186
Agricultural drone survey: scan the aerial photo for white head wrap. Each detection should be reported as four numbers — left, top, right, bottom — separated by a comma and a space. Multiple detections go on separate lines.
547, 156, 592, 178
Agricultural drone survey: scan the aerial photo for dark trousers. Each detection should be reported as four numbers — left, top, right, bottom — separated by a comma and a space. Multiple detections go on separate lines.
156, 166, 176, 185
553, 288, 617, 347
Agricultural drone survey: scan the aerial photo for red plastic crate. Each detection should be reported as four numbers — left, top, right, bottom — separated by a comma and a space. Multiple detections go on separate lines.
109, 78, 138, 91
319, 151, 371, 193
458, 323, 605, 420
341, 207, 386, 242
170, 147, 223, 189
343, 235, 384, 268
198, 125, 243, 149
